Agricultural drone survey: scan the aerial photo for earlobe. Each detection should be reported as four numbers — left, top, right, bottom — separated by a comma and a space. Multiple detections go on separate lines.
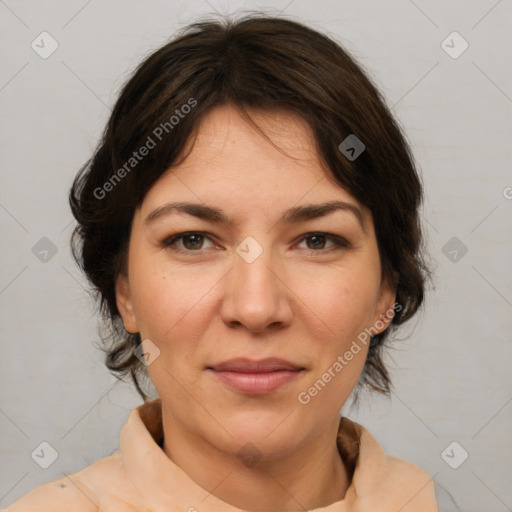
115, 274, 139, 333
374, 277, 397, 333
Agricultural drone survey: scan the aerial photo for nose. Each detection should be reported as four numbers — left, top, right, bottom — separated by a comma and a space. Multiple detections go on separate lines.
220, 242, 293, 334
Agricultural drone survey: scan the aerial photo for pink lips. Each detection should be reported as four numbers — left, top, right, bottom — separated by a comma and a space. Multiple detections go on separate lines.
207, 358, 304, 395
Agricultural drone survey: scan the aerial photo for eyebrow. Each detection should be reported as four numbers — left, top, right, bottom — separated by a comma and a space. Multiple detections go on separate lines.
144, 200, 366, 231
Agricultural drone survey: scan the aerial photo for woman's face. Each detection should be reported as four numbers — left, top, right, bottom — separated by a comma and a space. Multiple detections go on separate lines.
116, 104, 395, 459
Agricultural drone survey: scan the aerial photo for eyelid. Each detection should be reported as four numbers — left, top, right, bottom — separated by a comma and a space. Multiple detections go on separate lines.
294, 232, 351, 252
161, 231, 351, 254
161, 231, 219, 252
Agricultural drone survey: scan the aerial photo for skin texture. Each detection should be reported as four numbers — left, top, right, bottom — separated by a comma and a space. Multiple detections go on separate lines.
116, 104, 395, 511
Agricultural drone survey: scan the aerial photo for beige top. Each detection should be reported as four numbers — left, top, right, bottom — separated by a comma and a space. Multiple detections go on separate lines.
5, 399, 438, 511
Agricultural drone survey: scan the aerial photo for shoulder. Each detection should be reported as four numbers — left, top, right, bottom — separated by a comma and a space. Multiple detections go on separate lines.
345, 420, 438, 510
380, 453, 434, 485
378, 454, 438, 511
4, 453, 122, 512
4, 476, 99, 511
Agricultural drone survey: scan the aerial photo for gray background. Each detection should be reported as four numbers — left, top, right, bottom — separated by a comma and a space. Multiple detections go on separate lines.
1, 0, 511, 510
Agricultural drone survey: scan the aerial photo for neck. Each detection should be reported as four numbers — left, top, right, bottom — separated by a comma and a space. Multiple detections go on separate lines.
161, 410, 350, 511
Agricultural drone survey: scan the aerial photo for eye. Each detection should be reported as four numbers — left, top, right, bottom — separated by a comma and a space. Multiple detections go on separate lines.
295, 232, 350, 253
162, 232, 217, 253
161, 231, 350, 255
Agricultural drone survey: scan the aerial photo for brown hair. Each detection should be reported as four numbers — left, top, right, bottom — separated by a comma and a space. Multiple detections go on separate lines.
70, 14, 429, 401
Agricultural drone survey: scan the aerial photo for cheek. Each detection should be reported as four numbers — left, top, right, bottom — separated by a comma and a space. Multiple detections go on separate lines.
293, 264, 381, 341
290, 266, 378, 398
128, 258, 221, 344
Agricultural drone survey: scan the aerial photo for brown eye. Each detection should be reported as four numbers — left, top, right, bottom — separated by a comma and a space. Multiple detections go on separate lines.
162, 232, 216, 253
296, 232, 350, 253
181, 234, 205, 250
305, 234, 327, 250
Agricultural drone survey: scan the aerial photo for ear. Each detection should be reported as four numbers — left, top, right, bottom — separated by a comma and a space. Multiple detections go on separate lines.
372, 271, 398, 334
115, 273, 139, 334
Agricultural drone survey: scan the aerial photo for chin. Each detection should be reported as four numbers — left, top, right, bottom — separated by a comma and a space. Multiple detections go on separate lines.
213, 407, 307, 453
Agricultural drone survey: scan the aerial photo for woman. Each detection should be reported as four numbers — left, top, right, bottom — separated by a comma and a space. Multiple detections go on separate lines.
6, 14, 439, 511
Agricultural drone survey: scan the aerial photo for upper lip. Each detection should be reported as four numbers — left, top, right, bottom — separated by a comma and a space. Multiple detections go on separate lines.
208, 358, 304, 373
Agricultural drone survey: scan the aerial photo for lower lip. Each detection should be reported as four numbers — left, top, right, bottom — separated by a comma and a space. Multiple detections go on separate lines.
209, 370, 302, 395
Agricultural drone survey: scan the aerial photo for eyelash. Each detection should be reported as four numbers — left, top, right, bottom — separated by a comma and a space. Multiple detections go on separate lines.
161, 231, 350, 255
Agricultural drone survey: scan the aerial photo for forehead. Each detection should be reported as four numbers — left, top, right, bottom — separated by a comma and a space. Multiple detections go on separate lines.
175, 104, 326, 179
140, 104, 370, 225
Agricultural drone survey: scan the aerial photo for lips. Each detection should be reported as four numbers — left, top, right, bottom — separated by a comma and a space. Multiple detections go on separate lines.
208, 357, 303, 373
207, 358, 305, 395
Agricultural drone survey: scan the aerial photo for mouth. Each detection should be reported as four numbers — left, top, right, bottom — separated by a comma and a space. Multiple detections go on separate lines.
206, 358, 305, 395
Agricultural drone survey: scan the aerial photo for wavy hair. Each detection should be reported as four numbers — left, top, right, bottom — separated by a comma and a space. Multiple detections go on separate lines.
70, 14, 430, 401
